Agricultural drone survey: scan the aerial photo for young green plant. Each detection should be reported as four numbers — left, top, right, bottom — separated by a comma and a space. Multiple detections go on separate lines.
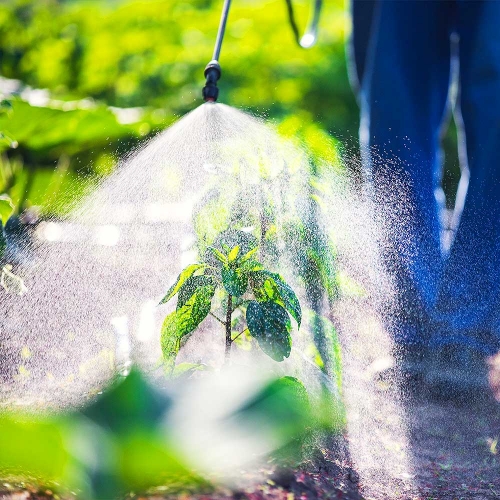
159, 229, 301, 372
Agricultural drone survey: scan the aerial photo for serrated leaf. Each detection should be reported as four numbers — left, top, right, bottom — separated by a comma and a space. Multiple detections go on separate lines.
159, 264, 205, 305
0, 195, 14, 226
250, 270, 302, 327
246, 301, 292, 361
222, 266, 248, 297
227, 245, 240, 263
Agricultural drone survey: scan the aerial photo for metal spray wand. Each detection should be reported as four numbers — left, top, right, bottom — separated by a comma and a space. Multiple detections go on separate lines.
202, 0, 232, 102
202, 0, 323, 102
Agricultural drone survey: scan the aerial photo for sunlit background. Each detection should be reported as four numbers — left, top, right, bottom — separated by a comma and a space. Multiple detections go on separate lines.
0, 2, 494, 500
0, 0, 353, 215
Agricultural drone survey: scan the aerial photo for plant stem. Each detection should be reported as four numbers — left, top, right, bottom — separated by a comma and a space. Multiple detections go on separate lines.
209, 311, 226, 326
231, 328, 248, 342
225, 294, 232, 362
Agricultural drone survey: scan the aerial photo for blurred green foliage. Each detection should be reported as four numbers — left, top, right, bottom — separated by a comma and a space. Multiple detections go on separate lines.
0, 369, 342, 498
0, 0, 353, 126
0, 0, 356, 214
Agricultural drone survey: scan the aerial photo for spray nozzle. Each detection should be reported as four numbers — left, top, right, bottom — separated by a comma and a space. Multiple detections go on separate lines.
202, 60, 221, 102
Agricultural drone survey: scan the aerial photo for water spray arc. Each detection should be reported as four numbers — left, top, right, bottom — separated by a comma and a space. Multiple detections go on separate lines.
202, 0, 323, 102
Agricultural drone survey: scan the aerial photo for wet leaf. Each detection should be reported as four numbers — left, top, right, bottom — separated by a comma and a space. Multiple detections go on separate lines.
246, 301, 292, 361
159, 264, 205, 305
161, 312, 182, 373
161, 284, 215, 370
251, 270, 301, 327
227, 245, 240, 262
208, 246, 226, 265
177, 275, 217, 309
222, 266, 248, 297
176, 283, 215, 334
238, 246, 258, 265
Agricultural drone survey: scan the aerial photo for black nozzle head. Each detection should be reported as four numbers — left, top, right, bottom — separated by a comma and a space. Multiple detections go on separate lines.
202, 60, 221, 102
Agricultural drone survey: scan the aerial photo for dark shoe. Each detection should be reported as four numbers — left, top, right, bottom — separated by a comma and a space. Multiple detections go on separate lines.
424, 344, 489, 400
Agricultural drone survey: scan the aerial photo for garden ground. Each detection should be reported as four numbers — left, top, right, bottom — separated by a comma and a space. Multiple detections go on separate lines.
2, 383, 499, 500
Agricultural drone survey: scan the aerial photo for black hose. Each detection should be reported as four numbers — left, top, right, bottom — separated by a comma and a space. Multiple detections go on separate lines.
285, 0, 323, 48
202, 0, 323, 102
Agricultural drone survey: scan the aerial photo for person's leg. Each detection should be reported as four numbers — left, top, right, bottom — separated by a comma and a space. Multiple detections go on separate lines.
348, 0, 377, 98
434, 0, 500, 355
358, 0, 454, 345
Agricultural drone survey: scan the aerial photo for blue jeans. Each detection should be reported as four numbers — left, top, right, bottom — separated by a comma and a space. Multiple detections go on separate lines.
350, 0, 500, 354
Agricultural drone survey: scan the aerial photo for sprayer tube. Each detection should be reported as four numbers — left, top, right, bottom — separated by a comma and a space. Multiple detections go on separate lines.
203, 0, 231, 101
212, 0, 232, 61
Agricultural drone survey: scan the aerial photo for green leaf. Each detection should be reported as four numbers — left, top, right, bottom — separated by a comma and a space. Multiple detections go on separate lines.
83, 369, 169, 434
227, 245, 240, 263
251, 271, 302, 327
0, 195, 14, 226
0, 99, 13, 114
205, 229, 258, 268
177, 275, 217, 309
159, 264, 205, 305
208, 246, 227, 265
161, 283, 215, 371
222, 266, 248, 297
118, 431, 210, 493
238, 246, 258, 265
172, 362, 207, 379
0, 414, 70, 483
234, 376, 311, 447
246, 301, 292, 361
217, 229, 258, 253
176, 285, 215, 337
161, 312, 182, 372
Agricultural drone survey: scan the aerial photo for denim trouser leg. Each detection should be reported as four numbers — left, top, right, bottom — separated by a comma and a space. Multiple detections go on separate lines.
353, 0, 454, 344
433, 1, 500, 354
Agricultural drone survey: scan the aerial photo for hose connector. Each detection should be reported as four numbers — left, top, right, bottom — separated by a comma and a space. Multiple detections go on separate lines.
202, 60, 221, 102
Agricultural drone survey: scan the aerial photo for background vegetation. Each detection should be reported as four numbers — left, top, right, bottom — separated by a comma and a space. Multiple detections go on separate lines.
0, 0, 360, 216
